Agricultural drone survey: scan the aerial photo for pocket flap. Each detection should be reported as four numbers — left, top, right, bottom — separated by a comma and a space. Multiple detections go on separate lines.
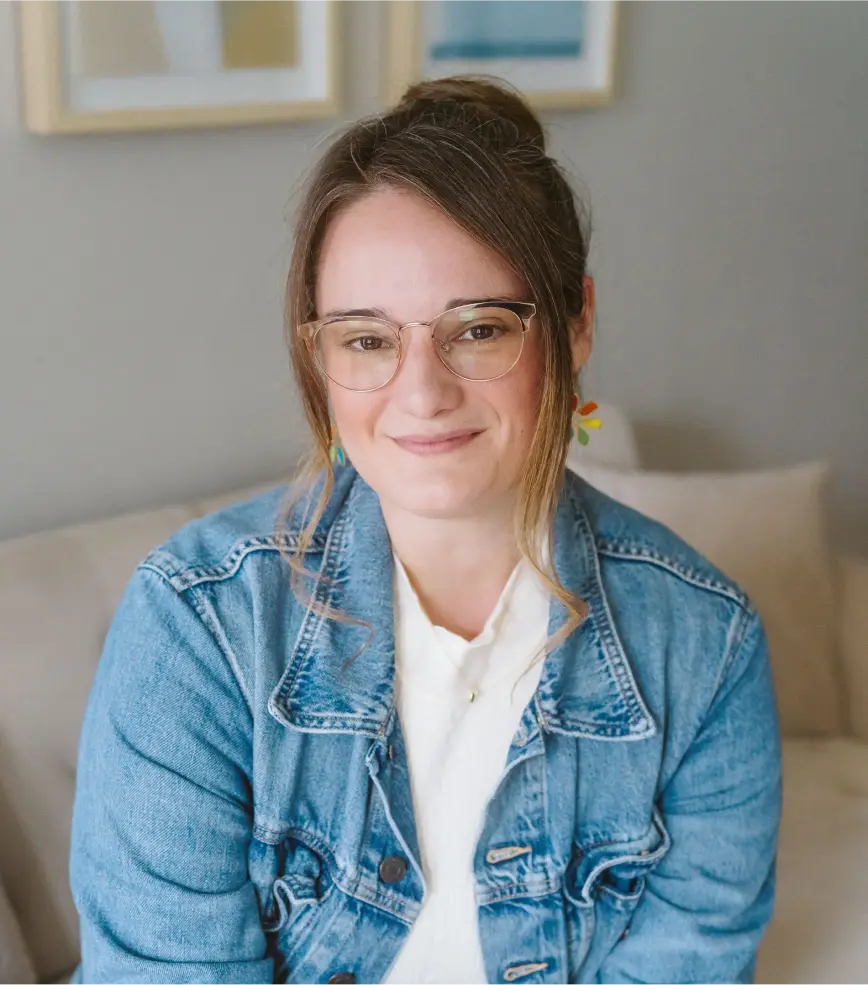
567, 808, 671, 906
267, 838, 325, 930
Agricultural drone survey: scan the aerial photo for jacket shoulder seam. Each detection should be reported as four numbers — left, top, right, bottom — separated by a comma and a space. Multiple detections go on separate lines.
141, 531, 322, 591
712, 603, 762, 698
187, 582, 255, 716
134, 562, 255, 718
595, 539, 753, 611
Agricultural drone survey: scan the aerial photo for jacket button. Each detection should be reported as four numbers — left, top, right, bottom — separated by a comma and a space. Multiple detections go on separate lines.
328, 974, 356, 984
378, 854, 408, 884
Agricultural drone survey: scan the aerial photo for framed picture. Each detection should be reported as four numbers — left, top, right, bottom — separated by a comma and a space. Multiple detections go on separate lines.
385, 0, 619, 111
17, 1, 339, 135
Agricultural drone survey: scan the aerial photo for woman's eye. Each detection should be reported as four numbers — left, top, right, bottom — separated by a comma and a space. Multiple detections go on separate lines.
458, 322, 500, 342
346, 335, 390, 351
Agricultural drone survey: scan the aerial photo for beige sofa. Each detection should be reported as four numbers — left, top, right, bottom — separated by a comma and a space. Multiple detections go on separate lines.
1, 405, 866, 983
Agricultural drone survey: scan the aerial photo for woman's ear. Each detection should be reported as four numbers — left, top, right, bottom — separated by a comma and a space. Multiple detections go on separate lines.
570, 275, 595, 373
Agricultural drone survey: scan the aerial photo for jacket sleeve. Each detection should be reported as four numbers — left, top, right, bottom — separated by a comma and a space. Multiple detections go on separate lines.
70, 565, 273, 984
596, 610, 783, 984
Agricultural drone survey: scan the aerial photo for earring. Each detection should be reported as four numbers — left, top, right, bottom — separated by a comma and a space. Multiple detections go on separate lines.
329, 424, 346, 466
571, 384, 602, 446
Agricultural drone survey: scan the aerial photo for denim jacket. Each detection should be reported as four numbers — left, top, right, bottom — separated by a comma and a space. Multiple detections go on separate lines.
70, 467, 781, 984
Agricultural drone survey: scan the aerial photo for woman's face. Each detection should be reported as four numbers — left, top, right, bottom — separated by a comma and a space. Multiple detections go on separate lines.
315, 186, 589, 522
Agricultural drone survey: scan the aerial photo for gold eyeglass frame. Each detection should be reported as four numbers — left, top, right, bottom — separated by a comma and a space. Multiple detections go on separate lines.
297, 300, 537, 392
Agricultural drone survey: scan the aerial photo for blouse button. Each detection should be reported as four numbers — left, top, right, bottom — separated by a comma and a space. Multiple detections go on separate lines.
378, 854, 409, 884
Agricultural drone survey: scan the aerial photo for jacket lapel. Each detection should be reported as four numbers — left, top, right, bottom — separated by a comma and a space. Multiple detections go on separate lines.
269, 469, 656, 743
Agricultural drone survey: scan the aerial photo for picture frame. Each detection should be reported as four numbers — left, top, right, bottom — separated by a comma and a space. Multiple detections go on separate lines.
17, 1, 339, 135
384, 0, 619, 111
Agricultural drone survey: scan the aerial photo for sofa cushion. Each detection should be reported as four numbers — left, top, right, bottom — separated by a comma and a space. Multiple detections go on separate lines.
0, 506, 194, 983
757, 738, 868, 982
838, 556, 868, 742
0, 876, 36, 984
571, 461, 843, 737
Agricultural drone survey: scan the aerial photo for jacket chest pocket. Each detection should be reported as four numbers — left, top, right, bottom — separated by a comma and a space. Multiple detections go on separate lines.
251, 834, 339, 974
562, 809, 671, 980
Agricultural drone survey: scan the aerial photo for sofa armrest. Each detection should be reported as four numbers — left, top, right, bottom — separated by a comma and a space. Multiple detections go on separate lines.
838, 555, 868, 742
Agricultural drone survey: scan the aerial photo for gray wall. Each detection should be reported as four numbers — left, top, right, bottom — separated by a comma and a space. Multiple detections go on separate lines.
1, 2, 866, 551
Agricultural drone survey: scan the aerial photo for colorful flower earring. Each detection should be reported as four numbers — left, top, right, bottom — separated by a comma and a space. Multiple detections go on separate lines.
329, 425, 346, 466
571, 388, 602, 446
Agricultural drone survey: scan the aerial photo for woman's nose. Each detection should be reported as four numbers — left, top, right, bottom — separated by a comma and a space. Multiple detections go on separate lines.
392, 325, 462, 414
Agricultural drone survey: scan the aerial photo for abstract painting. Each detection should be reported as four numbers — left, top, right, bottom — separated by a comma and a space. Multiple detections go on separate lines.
385, 0, 618, 110
73, 2, 299, 78
427, 1, 585, 61
18, 0, 338, 134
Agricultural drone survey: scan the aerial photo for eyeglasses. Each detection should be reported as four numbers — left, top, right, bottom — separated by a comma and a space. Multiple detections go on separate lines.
297, 300, 536, 392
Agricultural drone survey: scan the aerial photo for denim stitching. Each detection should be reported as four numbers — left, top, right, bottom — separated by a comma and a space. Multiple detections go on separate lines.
583, 541, 649, 727
707, 605, 757, 708
142, 530, 330, 593
557, 487, 657, 739
275, 508, 350, 710
249, 826, 414, 922
477, 878, 558, 906
134, 565, 256, 722
595, 540, 753, 610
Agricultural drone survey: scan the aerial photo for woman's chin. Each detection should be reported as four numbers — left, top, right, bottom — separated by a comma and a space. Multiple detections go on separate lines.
380, 473, 495, 521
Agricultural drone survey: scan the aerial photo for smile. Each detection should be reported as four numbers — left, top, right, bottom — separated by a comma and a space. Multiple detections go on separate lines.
390, 429, 482, 456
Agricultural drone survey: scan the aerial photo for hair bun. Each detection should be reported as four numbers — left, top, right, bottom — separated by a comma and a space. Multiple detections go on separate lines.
395, 75, 546, 151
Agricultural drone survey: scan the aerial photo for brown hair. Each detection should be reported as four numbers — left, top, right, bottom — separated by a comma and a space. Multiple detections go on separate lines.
278, 75, 591, 640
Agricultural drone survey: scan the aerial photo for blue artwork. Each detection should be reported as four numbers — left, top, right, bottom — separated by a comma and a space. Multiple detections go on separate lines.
428, 1, 585, 61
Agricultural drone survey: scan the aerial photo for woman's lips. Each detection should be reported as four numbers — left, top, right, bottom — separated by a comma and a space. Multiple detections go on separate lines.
391, 429, 481, 456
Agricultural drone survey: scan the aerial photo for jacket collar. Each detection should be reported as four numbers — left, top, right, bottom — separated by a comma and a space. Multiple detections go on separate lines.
269, 469, 656, 742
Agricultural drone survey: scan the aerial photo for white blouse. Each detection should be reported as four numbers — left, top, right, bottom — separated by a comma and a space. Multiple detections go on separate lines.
383, 556, 551, 984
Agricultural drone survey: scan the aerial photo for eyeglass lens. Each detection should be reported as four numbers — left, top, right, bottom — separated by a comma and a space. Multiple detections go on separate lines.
312, 305, 526, 391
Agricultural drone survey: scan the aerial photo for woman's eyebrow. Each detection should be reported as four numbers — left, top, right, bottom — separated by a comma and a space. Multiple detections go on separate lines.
321, 296, 526, 320
445, 295, 525, 308
321, 306, 390, 319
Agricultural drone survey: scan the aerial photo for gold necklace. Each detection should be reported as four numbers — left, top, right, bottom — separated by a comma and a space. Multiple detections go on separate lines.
433, 633, 491, 704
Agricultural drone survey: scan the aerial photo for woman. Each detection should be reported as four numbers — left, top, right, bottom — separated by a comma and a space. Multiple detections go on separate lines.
70, 78, 781, 984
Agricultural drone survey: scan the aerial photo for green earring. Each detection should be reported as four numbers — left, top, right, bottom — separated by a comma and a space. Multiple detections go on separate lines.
329, 424, 346, 466
571, 383, 602, 446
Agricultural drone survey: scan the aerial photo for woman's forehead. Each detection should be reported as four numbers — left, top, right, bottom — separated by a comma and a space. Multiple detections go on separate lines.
315, 187, 525, 323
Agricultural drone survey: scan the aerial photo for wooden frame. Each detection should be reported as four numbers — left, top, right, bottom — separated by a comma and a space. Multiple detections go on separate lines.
17, 1, 340, 135
384, 0, 619, 111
